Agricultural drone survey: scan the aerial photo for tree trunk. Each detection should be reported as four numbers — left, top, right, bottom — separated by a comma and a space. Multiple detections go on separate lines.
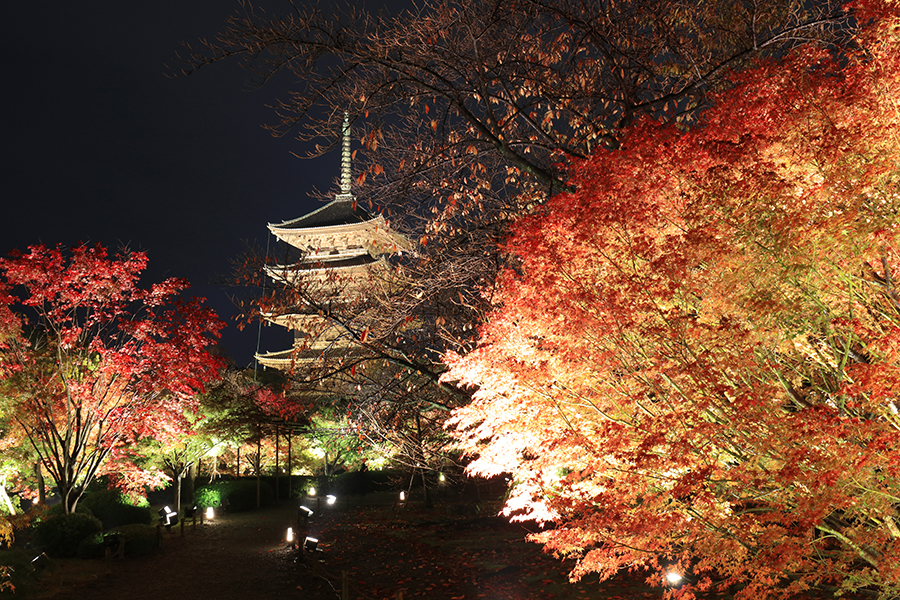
256, 437, 262, 509
275, 427, 280, 501
175, 471, 183, 516
416, 411, 432, 507
186, 462, 197, 506
35, 461, 46, 505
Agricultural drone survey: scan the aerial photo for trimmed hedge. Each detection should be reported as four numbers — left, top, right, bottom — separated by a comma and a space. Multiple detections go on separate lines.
79, 489, 152, 530
194, 479, 274, 512
110, 524, 159, 556
291, 469, 403, 498
33, 512, 103, 558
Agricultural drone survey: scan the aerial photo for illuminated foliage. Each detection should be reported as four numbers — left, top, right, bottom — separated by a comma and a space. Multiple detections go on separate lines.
446, 3, 900, 598
0, 244, 224, 513
188, 0, 859, 365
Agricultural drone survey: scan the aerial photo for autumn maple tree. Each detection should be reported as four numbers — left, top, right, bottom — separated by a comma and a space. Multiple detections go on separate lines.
0, 244, 224, 513
446, 2, 900, 598
185, 0, 857, 363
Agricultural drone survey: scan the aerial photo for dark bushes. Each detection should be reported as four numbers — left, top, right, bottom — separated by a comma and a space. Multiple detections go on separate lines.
110, 524, 159, 556
79, 490, 152, 529
33, 513, 103, 558
194, 479, 274, 512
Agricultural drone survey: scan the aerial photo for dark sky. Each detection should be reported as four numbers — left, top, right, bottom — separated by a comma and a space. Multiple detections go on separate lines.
2, 1, 345, 366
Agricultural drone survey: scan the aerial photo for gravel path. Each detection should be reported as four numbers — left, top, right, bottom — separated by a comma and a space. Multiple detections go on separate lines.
41, 504, 307, 600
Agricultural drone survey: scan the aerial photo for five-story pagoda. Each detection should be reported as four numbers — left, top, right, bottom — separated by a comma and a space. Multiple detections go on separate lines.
256, 114, 407, 370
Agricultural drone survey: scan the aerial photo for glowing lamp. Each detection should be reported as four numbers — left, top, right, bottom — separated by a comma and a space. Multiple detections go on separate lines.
666, 571, 683, 585
399, 491, 406, 501
326, 494, 336, 505
308, 486, 316, 496
438, 473, 446, 482
299, 505, 314, 517
286, 527, 294, 543
304, 536, 319, 552
206, 506, 214, 520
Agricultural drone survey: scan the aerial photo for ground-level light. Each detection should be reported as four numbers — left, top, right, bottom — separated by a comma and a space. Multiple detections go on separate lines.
438, 473, 446, 482
206, 506, 214, 520
399, 491, 406, 501
158, 506, 178, 528
308, 486, 316, 496
31, 553, 51, 573
286, 527, 294, 543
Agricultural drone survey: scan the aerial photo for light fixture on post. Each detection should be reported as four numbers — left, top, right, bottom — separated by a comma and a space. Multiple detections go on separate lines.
158, 506, 178, 530
326, 494, 336, 505
30, 552, 52, 573
303, 536, 319, 552
299, 505, 314, 524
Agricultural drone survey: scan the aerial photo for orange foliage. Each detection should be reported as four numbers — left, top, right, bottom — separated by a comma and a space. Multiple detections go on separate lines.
445, 3, 900, 598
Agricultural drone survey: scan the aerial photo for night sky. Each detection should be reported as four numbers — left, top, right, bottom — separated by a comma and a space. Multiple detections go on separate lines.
2, 1, 345, 366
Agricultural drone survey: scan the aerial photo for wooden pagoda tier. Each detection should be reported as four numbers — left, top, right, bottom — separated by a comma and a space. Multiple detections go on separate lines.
256, 113, 407, 371
267, 204, 407, 259
256, 344, 366, 368
263, 254, 389, 288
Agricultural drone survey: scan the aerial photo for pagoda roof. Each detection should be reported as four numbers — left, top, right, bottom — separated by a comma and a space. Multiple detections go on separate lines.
265, 255, 387, 287
270, 198, 373, 231
256, 345, 364, 370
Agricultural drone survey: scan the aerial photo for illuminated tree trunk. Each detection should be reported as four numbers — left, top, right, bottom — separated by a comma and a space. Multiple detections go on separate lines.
275, 427, 280, 501
256, 437, 261, 509
416, 411, 431, 508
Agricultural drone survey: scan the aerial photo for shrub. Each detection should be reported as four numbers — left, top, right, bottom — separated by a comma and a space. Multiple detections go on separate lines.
45, 502, 92, 517
0, 549, 40, 598
79, 490, 152, 529
33, 513, 103, 558
76, 532, 106, 559
110, 524, 159, 556
194, 479, 274, 512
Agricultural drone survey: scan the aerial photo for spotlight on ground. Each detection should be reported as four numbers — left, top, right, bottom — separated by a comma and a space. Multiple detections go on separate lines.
30, 552, 52, 573
158, 506, 178, 529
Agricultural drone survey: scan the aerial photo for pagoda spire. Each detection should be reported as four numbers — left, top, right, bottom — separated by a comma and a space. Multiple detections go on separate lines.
335, 112, 355, 202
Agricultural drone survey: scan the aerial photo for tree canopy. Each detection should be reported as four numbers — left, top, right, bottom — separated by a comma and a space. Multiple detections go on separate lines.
445, 2, 900, 597
186, 0, 859, 361
0, 244, 224, 513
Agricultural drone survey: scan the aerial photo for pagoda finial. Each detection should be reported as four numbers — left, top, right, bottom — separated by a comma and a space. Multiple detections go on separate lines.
336, 112, 354, 202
